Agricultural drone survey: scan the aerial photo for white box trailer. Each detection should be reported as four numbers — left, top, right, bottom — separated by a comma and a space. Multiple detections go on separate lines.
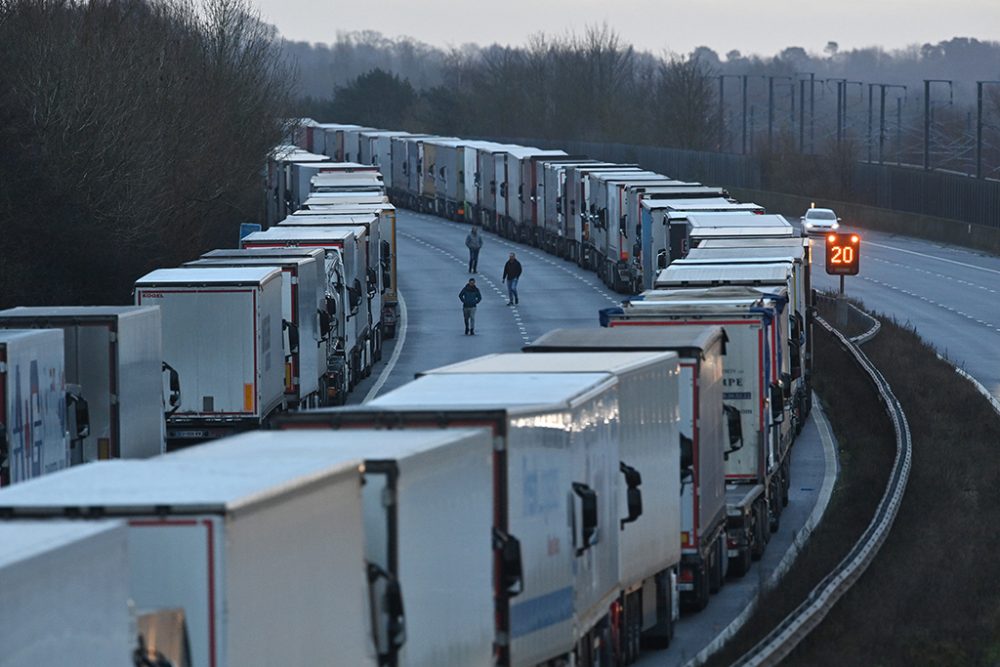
183, 256, 324, 408
300, 191, 389, 208
587, 172, 673, 291
602, 286, 790, 557
423, 137, 468, 218
276, 217, 385, 362
319, 123, 368, 160
641, 199, 762, 275
359, 129, 410, 171
566, 165, 641, 265
134, 267, 285, 444
0, 520, 131, 667
389, 134, 432, 205
698, 236, 815, 415
524, 327, 735, 602
655, 262, 800, 438
0, 307, 166, 462
0, 454, 375, 667
342, 126, 380, 163
420, 352, 683, 653
539, 160, 600, 256
514, 150, 569, 244
283, 372, 622, 667
418, 137, 461, 209
241, 226, 372, 389
288, 161, 381, 212
0, 329, 69, 486
271, 148, 331, 225
185, 428, 495, 666
200, 248, 349, 405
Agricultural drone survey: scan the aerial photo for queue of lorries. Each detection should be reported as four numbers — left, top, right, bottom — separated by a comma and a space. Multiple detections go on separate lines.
0, 120, 817, 667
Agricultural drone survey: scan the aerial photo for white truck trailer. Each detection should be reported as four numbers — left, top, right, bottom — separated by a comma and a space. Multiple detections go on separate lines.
655, 262, 800, 439
601, 286, 790, 563
287, 161, 381, 212
524, 327, 739, 599
282, 371, 623, 667
183, 255, 325, 409
280, 213, 386, 357
199, 247, 350, 405
0, 452, 376, 667
0, 306, 169, 463
182, 427, 495, 666
420, 352, 684, 658
134, 267, 285, 446
0, 520, 131, 666
240, 225, 372, 389
565, 165, 642, 265
0, 329, 69, 486
538, 159, 602, 256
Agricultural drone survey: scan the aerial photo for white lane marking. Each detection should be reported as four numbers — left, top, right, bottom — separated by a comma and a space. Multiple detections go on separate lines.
865, 240, 1000, 276
363, 290, 408, 404
857, 276, 1000, 333
936, 353, 1000, 415
685, 394, 839, 667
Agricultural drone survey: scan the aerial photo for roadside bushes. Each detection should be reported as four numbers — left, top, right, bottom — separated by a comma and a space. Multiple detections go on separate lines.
0, 0, 294, 307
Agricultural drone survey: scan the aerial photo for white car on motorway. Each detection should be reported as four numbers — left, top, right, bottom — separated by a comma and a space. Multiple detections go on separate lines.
800, 207, 840, 236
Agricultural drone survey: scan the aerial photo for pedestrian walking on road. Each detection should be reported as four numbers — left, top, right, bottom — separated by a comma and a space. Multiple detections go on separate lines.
502, 252, 522, 305
458, 278, 482, 335
465, 226, 483, 273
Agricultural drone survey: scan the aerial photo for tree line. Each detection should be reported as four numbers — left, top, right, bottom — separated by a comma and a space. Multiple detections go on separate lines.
0, 0, 293, 308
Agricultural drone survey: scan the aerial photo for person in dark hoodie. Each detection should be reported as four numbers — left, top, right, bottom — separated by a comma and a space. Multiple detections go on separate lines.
458, 278, 482, 335
465, 225, 483, 273
502, 252, 522, 305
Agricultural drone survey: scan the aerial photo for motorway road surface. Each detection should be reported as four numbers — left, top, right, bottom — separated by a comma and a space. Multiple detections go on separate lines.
349, 209, 836, 666
806, 226, 1000, 402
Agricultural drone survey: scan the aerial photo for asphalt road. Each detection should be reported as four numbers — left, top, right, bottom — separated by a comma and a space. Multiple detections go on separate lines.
806, 226, 1000, 401
349, 209, 836, 666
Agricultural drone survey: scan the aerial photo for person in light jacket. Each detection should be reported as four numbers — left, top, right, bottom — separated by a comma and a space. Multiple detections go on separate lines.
465, 226, 483, 273
502, 252, 522, 305
458, 278, 482, 335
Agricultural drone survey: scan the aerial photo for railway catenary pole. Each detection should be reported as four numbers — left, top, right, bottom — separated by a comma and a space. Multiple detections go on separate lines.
976, 81, 1000, 179
867, 83, 875, 162
766, 76, 793, 152
877, 84, 907, 164
923, 79, 953, 170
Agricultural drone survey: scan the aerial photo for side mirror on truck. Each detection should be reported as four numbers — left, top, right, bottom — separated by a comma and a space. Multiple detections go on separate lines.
492, 528, 524, 597
769, 382, 785, 422
282, 320, 300, 355
318, 309, 332, 338
679, 433, 694, 490
162, 362, 181, 418
572, 482, 599, 556
367, 563, 406, 661
723, 404, 743, 460
619, 462, 643, 529
656, 249, 668, 270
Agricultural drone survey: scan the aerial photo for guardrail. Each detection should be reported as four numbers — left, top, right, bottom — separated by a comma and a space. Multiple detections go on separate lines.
730, 313, 912, 667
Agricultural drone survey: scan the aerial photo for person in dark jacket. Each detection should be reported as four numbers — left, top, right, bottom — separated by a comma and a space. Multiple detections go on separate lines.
465, 226, 483, 273
502, 252, 522, 305
458, 278, 482, 335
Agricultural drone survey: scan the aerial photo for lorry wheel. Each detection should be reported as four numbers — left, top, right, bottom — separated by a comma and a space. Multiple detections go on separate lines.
708, 548, 722, 594
730, 542, 752, 577
751, 503, 767, 560
641, 572, 673, 649
693, 563, 710, 611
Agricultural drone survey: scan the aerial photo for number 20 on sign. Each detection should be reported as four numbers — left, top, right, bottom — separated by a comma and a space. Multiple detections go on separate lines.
825, 233, 861, 276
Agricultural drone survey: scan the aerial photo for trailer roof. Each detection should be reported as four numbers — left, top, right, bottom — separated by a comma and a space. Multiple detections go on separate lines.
202, 248, 326, 261
631, 286, 787, 309
299, 192, 389, 203
280, 214, 377, 226
168, 427, 491, 468
0, 456, 363, 516
698, 237, 809, 249
135, 266, 281, 286
310, 175, 384, 187
419, 351, 678, 376
687, 213, 790, 228
525, 326, 726, 356
0, 306, 159, 321
296, 203, 395, 214
242, 227, 362, 244
684, 246, 805, 262
642, 198, 741, 210
365, 372, 615, 412
184, 257, 314, 271
0, 520, 124, 566
295, 161, 376, 171
655, 263, 793, 286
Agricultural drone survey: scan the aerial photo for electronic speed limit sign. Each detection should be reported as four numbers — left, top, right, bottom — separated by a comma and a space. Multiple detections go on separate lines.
825, 232, 861, 275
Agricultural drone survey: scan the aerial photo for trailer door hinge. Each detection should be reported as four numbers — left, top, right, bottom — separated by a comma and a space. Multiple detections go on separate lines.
108, 332, 117, 343
493, 436, 505, 452
0, 362, 6, 373
381, 486, 395, 508
110, 394, 119, 405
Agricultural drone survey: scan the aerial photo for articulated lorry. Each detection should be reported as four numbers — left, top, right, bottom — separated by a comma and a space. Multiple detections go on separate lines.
524, 328, 736, 604
134, 267, 285, 446
420, 352, 684, 659
0, 306, 169, 462
281, 371, 623, 667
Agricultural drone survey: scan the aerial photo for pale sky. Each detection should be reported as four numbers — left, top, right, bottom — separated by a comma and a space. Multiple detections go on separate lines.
253, 0, 1000, 58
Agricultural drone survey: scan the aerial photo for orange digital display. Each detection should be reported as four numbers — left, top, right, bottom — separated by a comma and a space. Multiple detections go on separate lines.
825, 233, 861, 275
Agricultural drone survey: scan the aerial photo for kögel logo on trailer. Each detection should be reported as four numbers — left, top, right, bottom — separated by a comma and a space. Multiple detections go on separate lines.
825, 232, 861, 276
